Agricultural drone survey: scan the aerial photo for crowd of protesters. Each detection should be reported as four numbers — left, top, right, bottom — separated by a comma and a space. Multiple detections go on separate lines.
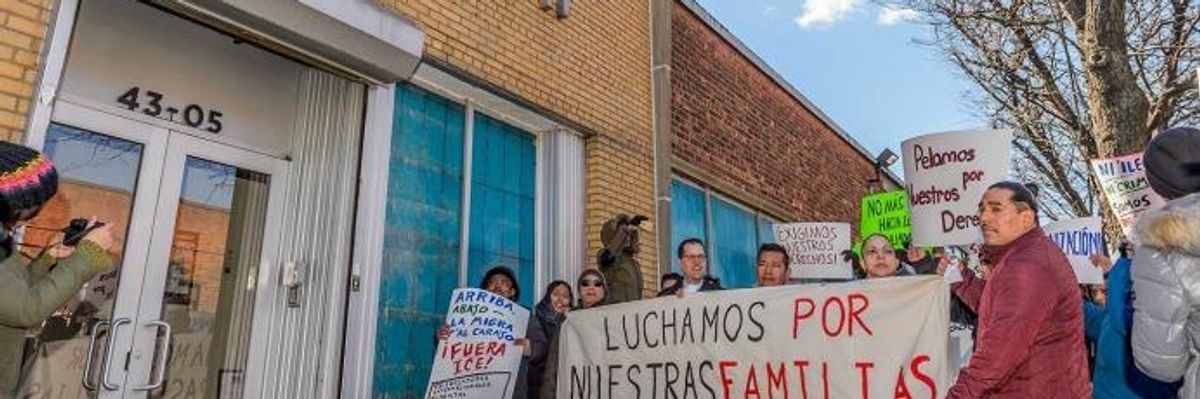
442, 128, 1200, 398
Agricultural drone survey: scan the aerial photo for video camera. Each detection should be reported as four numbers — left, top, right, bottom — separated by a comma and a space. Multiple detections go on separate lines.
62, 218, 105, 247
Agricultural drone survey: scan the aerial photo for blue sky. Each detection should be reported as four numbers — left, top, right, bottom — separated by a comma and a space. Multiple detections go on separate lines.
694, 0, 980, 175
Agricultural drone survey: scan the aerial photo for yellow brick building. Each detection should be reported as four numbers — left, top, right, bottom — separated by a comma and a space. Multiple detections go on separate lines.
0, 0, 52, 142
3, 0, 658, 397
378, 0, 659, 289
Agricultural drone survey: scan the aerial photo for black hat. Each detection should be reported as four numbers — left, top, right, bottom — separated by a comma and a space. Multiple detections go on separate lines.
480, 266, 520, 302
0, 142, 57, 225
1145, 127, 1200, 200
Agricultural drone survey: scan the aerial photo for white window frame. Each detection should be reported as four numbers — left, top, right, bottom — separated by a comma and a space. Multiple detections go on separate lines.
342, 64, 586, 397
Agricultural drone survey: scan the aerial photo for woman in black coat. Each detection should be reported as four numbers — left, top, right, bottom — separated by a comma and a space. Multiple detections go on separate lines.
523, 280, 572, 398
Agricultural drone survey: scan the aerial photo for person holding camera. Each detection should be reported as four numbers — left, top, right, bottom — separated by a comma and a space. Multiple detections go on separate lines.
0, 142, 115, 395
596, 214, 646, 303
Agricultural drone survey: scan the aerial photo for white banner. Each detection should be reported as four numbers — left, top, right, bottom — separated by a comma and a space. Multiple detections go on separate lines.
1045, 217, 1106, 285
1090, 153, 1166, 237
556, 276, 951, 398
903, 130, 1013, 246
426, 288, 530, 399
773, 223, 852, 280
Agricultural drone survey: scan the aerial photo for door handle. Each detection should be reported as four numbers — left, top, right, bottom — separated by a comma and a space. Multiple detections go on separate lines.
81, 319, 111, 391
101, 318, 131, 391
132, 320, 173, 391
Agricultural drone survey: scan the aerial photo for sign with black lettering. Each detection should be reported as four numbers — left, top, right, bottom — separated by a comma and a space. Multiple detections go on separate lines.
426, 288, 529, 399
902, 130, 1013, 246
773, 223, 852, 280
859, 190, 911, 249
1090, 153, 1166, 237
555, 276, 950, 398
116, 87, 224, 133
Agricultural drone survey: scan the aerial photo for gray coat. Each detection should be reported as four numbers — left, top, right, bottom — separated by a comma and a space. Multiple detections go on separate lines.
1131, 193, 1199, 397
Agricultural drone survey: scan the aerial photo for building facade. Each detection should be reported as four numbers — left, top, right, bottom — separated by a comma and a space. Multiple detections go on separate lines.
665, 0, 902, 285
1, 0, 897, 398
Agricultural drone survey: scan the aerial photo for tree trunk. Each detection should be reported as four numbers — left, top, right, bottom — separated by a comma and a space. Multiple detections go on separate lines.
1077, 0, 1151, 158
1075, 0, 1150, 245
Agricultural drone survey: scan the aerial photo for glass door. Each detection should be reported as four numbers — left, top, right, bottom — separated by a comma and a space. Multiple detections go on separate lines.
124, 133, 288, 399
17, 101, 166, 398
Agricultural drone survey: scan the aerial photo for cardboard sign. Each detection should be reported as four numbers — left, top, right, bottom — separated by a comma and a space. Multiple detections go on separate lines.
860, 190, 912, 248
903, 130, 1013, 246
1044, 217, 1106, 285
555, 276, 951, 399
773, 223, 852, 279
426, 288, 530, 399
1090, 153, 1166, 237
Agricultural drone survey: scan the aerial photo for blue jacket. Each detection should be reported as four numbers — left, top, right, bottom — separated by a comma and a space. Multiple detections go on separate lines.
1083, 257, 1179, 398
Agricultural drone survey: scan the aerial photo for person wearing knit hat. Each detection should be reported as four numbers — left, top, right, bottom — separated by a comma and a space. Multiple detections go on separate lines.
1130, 126, 1200, 398
479, 265, 520, 303
0, 142, 115, 395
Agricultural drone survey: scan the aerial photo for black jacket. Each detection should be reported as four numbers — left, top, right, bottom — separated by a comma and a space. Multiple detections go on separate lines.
657, 275, 723, 297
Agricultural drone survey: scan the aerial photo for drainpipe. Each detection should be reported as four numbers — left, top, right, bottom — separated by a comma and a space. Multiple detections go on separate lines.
650, 0, 673, 281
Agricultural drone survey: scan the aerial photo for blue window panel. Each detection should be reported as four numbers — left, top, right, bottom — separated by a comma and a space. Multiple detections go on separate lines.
373, 83, 465, 398
670, 179, 708, 273
467, 112, 537, 308
712, 198, 758, 289
757, 216, 776, 246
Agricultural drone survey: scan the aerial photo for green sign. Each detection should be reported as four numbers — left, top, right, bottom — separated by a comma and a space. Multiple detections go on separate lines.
859, 190, 911, 249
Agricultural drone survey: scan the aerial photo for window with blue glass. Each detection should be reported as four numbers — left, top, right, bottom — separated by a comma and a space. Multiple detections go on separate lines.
712, 198, 759, 288
465, 113, 536, 307
670, 179, 708, 273
373, 84, 537, 398
669, 177, 780, 289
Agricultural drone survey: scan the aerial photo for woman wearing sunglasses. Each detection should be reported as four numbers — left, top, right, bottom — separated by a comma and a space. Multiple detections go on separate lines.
539, 269, 608, 398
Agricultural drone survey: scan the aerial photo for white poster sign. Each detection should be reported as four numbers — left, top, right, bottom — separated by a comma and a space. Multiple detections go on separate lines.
1044, 217, 1106, 285
426, 288, 530, 399
556, 276, 951, 398
903, 130, 1013, 246
773, 223, 852, 279
1090, 153, 1166, 237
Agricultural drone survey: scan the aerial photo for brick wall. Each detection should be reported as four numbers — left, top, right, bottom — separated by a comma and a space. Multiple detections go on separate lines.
0, 0, 51, 143
377, 0, 659, 292
671, 2, 882, 232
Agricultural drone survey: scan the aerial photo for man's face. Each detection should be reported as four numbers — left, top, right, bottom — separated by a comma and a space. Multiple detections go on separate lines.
485, 274, 516, 301
978, 188, 1036, 246
679, 242, 707, 282
756, 251, 788, 287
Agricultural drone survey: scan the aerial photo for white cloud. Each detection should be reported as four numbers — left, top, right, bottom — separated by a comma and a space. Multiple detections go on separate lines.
877, 5, 919, 26
794, 0, 860, 29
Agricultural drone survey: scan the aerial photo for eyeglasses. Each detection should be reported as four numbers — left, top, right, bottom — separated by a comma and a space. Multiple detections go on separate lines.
682, 254, 707, 260
580, 278, 604, 288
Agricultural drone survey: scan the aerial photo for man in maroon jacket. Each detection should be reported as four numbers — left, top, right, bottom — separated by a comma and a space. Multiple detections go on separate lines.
944, 181, 1092, 398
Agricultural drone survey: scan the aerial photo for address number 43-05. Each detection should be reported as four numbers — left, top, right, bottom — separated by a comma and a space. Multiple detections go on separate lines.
116, 87, 224, 134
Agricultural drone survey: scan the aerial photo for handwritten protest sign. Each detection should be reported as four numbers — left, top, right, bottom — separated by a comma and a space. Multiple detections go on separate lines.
1045, 217, 1106, 285
860, 190, 911, 249
773, 223, 852, 280
903, 130, 1013, 246
1090, 153, 1166, 237
555, 276, 950, 399
426, 288, 530, 399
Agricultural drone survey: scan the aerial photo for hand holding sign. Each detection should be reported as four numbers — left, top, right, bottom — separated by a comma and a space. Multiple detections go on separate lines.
426, 288, 530, 399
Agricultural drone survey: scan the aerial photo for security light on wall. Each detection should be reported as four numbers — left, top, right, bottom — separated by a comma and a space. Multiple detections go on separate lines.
875, 149, 899, 168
